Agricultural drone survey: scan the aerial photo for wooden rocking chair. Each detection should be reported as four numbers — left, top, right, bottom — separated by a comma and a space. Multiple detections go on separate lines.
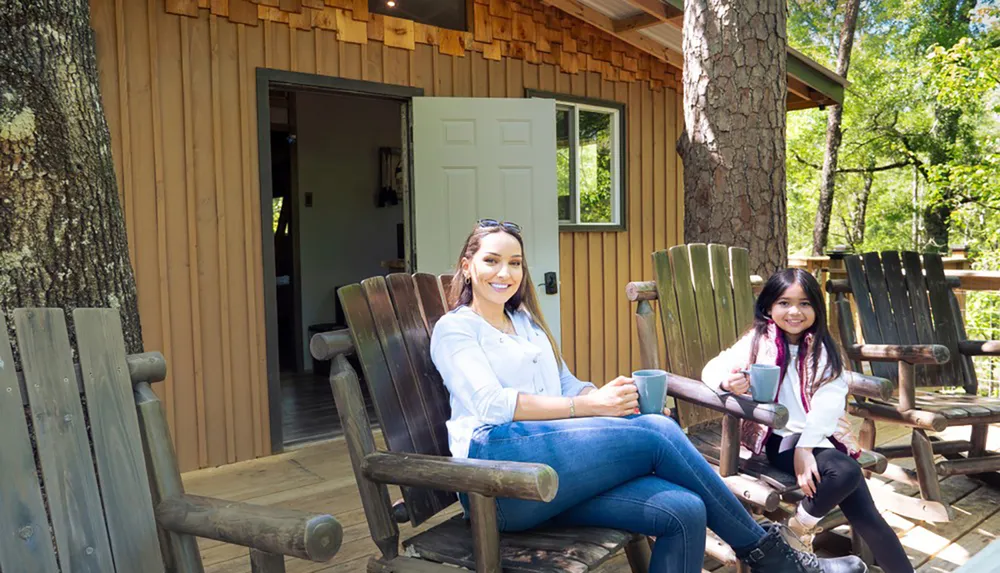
0, 308, 342, 573
829, 251, 1000, 519
626, 244, 892, 564
310, 273, 652, 573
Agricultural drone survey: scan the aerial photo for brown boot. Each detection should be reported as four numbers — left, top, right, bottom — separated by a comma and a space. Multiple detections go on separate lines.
786, 515, 819, 553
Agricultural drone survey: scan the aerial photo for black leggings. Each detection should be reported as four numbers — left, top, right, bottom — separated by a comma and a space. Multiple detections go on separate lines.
765, 434, 913, 573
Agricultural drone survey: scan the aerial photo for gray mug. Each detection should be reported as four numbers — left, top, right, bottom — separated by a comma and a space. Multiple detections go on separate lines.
739, 364, 781, 402
632, 369, 669, 414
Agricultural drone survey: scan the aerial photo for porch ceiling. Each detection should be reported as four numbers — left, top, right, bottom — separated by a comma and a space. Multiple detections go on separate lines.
541, 0, 847, 110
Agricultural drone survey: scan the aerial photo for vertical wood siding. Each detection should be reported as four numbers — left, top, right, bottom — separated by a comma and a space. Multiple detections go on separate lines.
89, 0, 684, 470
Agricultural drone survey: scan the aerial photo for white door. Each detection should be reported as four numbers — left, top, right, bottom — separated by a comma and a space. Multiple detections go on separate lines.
412, 97, 560, 341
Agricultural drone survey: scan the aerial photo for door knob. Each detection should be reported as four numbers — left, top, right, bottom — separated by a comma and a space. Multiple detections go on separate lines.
540, 272, 558, 295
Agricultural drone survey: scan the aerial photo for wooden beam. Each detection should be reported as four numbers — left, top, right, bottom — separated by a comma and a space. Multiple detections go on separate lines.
621, 0, 683, 20
613, 12, 661, 33
538, 0, 683, 69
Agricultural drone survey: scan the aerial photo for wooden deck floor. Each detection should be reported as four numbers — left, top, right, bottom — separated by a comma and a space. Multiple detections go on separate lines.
182, 421, 1000, 573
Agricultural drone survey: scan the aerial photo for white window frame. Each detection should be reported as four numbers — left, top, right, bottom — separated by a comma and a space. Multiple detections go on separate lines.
528, 89, 627, 232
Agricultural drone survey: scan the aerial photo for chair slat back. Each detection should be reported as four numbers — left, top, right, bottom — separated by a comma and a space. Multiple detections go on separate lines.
844, 255, 898, 380
413, 273, 449, 331
844, 252, 972, 389
651, 244, 753, 428
0, 313, 60, 573
339, 278, 456, 527
74, 309, 167, 572
923, 253, 967, 388
3, 309, 166, 573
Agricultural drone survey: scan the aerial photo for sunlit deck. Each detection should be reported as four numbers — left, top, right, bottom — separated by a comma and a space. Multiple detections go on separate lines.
182, 422, 1000, 573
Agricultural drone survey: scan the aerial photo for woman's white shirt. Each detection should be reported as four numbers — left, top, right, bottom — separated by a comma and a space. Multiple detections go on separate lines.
773, 345, 849, 449
430, 305, 595, 458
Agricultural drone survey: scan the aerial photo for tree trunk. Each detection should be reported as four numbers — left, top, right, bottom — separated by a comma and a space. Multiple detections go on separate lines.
919, 0, 976, 253
850, 170, 874, 249
811, 0, 862, 256
678, 0, 788, 276
0, 0, 142, 358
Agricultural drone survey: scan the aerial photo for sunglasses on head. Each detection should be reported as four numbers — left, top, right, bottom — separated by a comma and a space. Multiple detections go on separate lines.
477, 219, 522, 234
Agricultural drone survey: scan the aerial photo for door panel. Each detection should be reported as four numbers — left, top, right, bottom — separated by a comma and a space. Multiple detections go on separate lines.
412, 98, 560, 341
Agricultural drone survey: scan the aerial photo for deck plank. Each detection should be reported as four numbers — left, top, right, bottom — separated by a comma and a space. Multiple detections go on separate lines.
184, 424, 1000, 573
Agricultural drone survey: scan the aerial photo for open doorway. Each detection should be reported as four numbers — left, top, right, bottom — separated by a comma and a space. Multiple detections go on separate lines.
259, 71, 422, 450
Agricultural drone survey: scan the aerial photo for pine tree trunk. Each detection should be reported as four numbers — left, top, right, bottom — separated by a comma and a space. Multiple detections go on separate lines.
678, 0, 788, 276
811, 0, 861, 256
0, 0, 142, 357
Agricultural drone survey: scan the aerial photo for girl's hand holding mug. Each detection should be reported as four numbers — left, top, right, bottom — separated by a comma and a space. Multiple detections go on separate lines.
579, 376, 639, 417
720, 367, 750, 395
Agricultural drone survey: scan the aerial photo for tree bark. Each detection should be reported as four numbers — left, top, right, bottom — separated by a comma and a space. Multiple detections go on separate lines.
846, 169, 874, 249
811, 0, 862, 256
0, 0, 142, 357
678, 0, 788, 276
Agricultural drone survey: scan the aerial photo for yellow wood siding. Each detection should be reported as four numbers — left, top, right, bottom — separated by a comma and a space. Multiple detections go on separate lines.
89, 0, 684, 470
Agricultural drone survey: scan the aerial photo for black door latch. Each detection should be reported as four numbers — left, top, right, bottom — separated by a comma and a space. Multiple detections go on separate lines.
543, 272, 558, 295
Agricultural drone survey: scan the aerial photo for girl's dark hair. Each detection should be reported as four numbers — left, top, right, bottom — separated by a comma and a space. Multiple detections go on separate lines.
446, 224, 563, 365
750, 268, 843, 387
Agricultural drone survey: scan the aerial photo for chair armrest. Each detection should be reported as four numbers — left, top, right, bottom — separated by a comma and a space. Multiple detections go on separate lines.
668, 373, 788, 429
959, 340, 1000, 357
846, 344, 950, 364
156, 494, 342, 562
843, 371, 893, 400
362, 451, 558, 502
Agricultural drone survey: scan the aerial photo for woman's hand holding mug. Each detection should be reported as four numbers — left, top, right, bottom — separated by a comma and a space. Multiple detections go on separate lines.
578, 376, 639, 417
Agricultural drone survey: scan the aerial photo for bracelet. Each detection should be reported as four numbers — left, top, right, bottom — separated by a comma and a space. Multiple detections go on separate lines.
569, 397, 576, 418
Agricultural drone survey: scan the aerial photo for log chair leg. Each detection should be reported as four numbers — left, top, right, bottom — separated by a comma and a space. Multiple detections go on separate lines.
250, 549, 286, 573
625, 536, 652, 573
468, 493, 501, 573
912, 429, 945, 505
860, 418, 876, 479
970, 424, 989, 458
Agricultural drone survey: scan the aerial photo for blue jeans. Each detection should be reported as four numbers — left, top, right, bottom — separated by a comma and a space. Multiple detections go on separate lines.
466, 415, 766, 573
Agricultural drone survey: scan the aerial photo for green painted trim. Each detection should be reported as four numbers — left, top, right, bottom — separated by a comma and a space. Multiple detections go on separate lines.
658, 0, 844, 105
787, 56, 844, 104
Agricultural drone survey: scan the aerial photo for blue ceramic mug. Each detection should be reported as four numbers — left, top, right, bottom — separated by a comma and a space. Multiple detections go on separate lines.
739, 364, 781, 402
632, 369, 669, 414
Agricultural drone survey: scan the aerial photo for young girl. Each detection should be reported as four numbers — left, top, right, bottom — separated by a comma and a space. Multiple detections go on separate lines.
430, 221, 867, 573
703, 269, 911, 573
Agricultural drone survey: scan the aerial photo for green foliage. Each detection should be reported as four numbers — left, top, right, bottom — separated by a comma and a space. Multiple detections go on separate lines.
786, 0, 1000, 262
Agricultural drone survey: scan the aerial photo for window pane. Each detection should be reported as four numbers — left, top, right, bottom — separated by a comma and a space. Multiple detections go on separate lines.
556, 108, 572, 221
578, 110, 613, 223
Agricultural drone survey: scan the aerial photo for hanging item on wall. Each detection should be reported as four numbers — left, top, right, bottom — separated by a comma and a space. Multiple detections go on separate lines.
378, 147, 403, 208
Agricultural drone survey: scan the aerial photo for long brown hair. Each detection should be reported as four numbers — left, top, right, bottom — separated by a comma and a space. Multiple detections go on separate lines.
748, 268, 843, 388
447, 224, 563, 365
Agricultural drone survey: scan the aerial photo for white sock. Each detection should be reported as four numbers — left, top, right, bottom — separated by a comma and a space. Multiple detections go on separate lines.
795, 503, 823, 529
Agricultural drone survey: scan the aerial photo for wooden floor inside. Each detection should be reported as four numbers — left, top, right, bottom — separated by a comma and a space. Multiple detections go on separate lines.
182, 421, 1000, 573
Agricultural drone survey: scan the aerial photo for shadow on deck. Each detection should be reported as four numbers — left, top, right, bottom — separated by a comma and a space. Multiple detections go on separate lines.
181, 421, 1000, 573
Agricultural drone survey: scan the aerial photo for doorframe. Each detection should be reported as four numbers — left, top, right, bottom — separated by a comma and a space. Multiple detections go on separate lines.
256, 68, 423, 453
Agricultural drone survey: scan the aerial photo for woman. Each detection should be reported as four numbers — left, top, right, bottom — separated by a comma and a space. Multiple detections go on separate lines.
429, 220, 868, 573
703, 269, 912, 573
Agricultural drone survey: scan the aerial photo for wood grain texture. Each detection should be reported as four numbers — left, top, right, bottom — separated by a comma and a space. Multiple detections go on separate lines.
74, 309, 166, 572
14, 309, 115, 573
361, 276, 454, 521
90, 0, 688, 469
0, 314, 59, 573
155, 493, 342, 561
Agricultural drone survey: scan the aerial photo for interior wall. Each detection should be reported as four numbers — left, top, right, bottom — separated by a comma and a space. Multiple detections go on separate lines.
296, 92, 403, 368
